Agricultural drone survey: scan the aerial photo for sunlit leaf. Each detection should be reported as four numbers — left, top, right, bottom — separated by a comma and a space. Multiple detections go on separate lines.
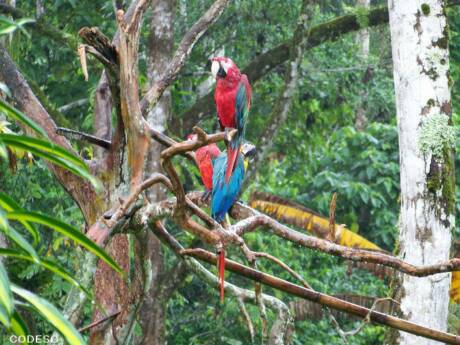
0, 100, 47, 137
6, 212, 122, 275
0, 248, 91, 298
11, 285, 85, 345
0, 261, 13, 319
0, 192, 39, 244
10, 311, 29, 341
0, 134, 101, 189
2, 227, 39, 263
0, 303, 10, 328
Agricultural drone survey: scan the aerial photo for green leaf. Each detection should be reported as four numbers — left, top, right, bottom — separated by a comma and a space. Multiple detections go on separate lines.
0, 134, 101, 189
0, 248, 91, 298
0, 303, 10, 328
3, 227, 39, 263
0, 192, 39, 245
0, 100, 47, 137
0, 133, 86, 169
0, 82, 11, 98
11, 285, 85, 345
10, 311, 29, 340
6, 212, 122, 275
0, 261, 13, 319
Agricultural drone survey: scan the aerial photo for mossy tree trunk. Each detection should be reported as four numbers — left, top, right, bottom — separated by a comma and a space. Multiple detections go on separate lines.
388, 0, 456, 344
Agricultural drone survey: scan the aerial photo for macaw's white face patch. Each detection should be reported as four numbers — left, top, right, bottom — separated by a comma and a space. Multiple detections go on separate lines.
220, 59, 233, 73
211, 60, 220, 78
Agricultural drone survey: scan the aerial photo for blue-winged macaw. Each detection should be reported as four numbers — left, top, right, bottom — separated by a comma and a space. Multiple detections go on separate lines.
211, 142, 256, 302
211, 57, 252, 183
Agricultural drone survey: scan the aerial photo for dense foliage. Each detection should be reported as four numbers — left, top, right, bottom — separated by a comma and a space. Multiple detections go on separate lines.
0, 0, 458, 344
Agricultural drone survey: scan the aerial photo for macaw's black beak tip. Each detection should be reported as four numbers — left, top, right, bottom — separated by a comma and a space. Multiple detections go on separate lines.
217, 65, 227, 78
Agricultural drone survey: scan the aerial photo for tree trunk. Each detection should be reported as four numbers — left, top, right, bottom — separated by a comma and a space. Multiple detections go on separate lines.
354, 0, 369, 131
136, 1, 176, 344
388, 1, 455, 344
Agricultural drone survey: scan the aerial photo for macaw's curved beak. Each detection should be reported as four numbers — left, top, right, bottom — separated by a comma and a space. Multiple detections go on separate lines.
217, 64, 227, 78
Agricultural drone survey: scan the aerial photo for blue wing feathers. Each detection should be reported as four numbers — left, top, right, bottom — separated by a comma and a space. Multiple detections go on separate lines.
211, 153, 245, 222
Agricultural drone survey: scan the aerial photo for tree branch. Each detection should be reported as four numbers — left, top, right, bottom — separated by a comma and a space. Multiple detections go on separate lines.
140, 0, 231, 115
56, 127, 111, 149
151, 221, 293, 344
181, 248, 460, 345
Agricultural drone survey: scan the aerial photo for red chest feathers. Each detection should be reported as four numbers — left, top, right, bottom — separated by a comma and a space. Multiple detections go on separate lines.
215, 81, 238, 128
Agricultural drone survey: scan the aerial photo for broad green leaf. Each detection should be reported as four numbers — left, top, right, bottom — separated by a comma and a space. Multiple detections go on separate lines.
0, 100, 47, 137
0, 249, 91, 298
0, 141, 7, 159
10, 311, 29, 341
0, 82, 11, 97
3, 227, 39, 263
0, 192, 39, 244
0, 303, 10, 328
0, 261, 13, 318
0, 134, 86, 169
6, 212, 122, 274
0, 134, 100, 189
11, 285, 85, 345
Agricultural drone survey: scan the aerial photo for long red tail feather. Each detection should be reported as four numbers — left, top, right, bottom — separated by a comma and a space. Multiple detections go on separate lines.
225, 144, 240, 183
218, 249, 225, 303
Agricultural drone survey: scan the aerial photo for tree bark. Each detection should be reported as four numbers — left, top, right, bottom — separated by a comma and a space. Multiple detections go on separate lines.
355, 0, 370, 131
136, 1, 176, 344
388, 1, 455, 344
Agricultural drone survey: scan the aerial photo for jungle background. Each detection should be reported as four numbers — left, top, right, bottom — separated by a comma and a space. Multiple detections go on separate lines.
0, 0, 458, 344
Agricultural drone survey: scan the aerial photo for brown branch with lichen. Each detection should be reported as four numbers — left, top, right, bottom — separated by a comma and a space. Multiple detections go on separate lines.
180, 248, 460, 345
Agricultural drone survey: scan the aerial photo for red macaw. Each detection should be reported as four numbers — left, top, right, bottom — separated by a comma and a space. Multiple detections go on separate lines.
187, 134, 221, 200
211, 56, 252, 183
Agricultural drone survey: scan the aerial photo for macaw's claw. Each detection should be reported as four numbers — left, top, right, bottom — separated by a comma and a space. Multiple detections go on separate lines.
224, 127, 236, 143
201, 189, 212, 202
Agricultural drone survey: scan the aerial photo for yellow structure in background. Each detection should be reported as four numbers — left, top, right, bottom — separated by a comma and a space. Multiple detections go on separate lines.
249, 193, 460, 303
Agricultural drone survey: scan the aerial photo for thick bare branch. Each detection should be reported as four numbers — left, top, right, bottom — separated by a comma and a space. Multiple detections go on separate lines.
56, 127, 111, 149
229, 211, 460, 277
140, 0, 231, 115
151, 221, 293, 344
181, 248, 460, 345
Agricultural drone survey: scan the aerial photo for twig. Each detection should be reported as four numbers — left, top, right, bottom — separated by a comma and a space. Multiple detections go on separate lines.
140, 0, 231, 114
252, 251, 312, 289
58, 99, 88, 113
56, 127, 111, 149
328, 297, 400, 343
237, 298, 256, 344
78, 310, 121, 333
328, 192, 337, 242
87, 173, 172, 245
